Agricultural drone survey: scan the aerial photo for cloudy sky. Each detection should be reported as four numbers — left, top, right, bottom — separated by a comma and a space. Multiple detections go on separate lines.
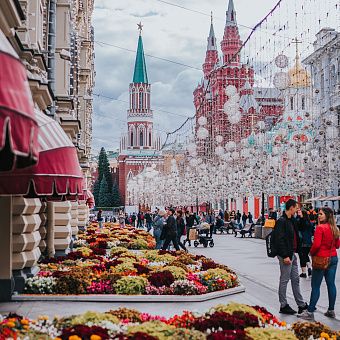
91, 0, 337, 154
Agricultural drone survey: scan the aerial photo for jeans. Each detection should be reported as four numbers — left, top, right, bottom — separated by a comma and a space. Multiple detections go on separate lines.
98, 220, 103, 228
299, 246, 311, 268
146, 221, 153, 232
153, 228, 164, 249
308, 256, 338, 312
278, 254, 305, 308
162, 232, 180, 251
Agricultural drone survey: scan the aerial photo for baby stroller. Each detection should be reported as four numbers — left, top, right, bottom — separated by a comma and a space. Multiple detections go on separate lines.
193, 223, 214, 248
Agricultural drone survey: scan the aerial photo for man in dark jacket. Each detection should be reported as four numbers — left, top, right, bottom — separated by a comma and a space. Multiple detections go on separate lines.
274, 199, 308, 315
162, 209, 180, 250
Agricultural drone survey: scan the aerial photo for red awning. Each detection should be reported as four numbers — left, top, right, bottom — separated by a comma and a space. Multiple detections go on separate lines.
0, 109, 83, 195
0, 30, 38, 171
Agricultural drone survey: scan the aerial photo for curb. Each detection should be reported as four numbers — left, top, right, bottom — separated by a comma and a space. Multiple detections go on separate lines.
12, 285, 245, 302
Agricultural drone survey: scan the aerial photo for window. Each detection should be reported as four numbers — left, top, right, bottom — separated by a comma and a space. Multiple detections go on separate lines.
139, 91, 144, 109
290, 97, 294, 110
140, 131, 144, 146
149, 132, 152, 146
130, 131, 134, 146
320, 73, 324, 96
301, 96, 305, 110
131, 89, 135, 109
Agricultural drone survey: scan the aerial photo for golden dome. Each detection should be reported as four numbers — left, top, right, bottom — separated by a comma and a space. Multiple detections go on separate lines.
288, 56, 311, 88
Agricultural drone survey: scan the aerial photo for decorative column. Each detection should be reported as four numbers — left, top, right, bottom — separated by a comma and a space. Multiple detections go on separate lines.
12, 197, 42, 293
47, 201, 72, 257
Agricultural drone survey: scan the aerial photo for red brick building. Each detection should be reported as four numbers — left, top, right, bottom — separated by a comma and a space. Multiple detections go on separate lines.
118, 28, 162, 204
194, 0, 283, 148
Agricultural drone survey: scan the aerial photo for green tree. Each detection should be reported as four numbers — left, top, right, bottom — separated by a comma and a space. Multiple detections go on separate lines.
98, 147, 113, 193
92, 178, 100, 206
111, 182, 122, 207
98, 176, 111, 207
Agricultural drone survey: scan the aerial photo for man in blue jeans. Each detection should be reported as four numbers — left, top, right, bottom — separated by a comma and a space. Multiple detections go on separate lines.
273, 199, 308, 315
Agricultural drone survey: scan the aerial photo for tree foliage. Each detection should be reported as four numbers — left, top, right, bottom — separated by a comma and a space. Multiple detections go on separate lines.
98, 176, 111, 207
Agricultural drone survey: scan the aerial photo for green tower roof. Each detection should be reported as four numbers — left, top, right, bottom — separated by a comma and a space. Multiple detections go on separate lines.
133, 35, 148, 84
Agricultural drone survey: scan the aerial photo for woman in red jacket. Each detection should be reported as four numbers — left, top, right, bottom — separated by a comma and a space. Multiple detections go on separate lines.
299, 207, 340, 320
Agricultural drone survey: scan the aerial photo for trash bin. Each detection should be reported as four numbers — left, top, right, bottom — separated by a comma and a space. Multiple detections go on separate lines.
254, 225, 262, 239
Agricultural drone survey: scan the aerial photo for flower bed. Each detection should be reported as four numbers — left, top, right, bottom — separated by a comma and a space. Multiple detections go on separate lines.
1, 303, 339, 339
74, 223, 156, 251
24, 250, 239, 295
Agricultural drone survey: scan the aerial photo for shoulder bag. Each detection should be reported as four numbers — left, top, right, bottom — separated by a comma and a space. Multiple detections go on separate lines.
312, 235, 334, 270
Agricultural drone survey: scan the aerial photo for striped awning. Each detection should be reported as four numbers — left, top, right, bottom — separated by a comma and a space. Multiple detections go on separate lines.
0, 30, 38, 171
0, 110, 83, 195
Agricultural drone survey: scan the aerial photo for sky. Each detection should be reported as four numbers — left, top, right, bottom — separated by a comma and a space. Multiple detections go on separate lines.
91, 0, 338, 155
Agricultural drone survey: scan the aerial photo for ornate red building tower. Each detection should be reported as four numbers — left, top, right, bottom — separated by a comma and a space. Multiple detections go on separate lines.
118, 24, 162, 205
194, 0, 283, 148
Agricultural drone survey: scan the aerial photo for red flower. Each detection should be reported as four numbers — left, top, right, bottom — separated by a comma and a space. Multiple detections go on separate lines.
61, 325, 109, 340
148, 271, 175, 288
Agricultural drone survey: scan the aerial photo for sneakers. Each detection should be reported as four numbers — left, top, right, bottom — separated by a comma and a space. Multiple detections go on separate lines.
299, 273, 307, 278
298, 303, 309, 315
298, 310, 314, 320
279, 304, 297, 315
324, 310, 336, 318
308, 268, 312, 277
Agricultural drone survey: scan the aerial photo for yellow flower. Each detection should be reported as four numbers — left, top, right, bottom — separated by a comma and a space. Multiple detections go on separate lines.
90, 335, 102, 340
38, 315, 49, 320
21, 319, 29, 325
23, 325, 29, 330
6, 321, 15, 328
54, 338, 62, 340
69, 336, 82, 340
320, 333, 330, 339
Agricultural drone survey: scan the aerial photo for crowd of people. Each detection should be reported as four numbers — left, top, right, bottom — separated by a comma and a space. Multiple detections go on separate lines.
93, 203, 339, 320
270, 199, 339, 321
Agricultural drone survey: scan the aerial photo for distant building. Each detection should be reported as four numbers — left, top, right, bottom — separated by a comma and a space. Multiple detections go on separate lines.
303, 28, 340, 208
118, 27, 163, 204
193, 0, 283, 151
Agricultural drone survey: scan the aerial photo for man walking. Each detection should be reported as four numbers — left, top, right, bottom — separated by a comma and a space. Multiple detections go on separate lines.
274, 199, 308, 315
162, 209, 180, 251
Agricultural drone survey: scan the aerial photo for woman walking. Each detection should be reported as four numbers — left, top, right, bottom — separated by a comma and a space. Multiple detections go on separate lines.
297, 210, 314, 278
153, 210, 166, 249
299, 207, 340, 320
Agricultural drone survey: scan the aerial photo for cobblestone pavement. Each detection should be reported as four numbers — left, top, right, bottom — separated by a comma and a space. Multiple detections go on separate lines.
0, 234, 339, 330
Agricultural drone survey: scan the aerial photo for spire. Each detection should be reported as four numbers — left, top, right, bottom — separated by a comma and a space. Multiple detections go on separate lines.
207, 12, 217, 51
226, 0, 237, 27
133, 23, 148, 84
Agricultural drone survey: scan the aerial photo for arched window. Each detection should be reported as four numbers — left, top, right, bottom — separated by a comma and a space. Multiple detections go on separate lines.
140, 131, 144, 146
301, 96, 305, 110
330, 65, 336, 88
290, 97, 294, 110
139, 91, 144, 109
130, 131, 134, 146
131, 88, 135, 109
149, 132, 152, 146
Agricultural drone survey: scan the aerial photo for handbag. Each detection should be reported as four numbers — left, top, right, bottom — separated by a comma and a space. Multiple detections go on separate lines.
312, 237, 334, 270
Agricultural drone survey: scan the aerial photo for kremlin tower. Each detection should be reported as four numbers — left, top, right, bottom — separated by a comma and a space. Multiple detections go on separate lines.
118, 24, 162, 204
194, 0, 283, 149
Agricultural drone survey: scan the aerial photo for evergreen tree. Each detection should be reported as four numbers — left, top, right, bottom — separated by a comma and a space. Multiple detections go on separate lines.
98, 147, 113, 193
111, 182, 122, 207
92, 178, 100, 206
98, 176, 111, 207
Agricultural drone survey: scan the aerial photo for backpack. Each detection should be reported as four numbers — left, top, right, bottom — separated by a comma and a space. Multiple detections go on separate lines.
266, 228, 277, 258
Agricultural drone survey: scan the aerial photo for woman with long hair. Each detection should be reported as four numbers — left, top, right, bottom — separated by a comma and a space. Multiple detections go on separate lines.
297, 209, 314, 278
299, 207, 340, 320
